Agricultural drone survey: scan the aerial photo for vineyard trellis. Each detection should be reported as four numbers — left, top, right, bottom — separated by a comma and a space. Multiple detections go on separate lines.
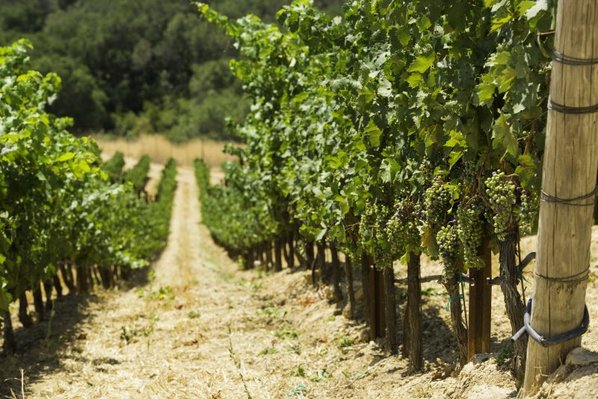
0, 40, 177, 351
195, 0, 558, 378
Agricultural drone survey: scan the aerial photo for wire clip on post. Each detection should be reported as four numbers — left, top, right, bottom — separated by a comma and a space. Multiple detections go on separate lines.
511, 299, 590, 347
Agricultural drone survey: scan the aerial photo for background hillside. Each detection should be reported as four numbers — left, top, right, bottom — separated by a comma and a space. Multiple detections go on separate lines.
0, 0, 342, 141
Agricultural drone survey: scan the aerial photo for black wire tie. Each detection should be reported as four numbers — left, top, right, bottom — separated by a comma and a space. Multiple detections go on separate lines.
548, 99, 598, 115
552, 50, 598, 66
511, 299, 590, 347
534, 266, 590, 284
540, 185, 598, 207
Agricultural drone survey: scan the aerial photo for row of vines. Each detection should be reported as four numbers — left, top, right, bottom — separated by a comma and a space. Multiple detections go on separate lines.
195, 0, 556, 376
0, 40, 177, 352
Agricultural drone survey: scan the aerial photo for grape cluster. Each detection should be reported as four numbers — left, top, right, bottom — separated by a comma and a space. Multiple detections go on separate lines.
485, 171, 516, 241
423, 178, 453, 231
386, 198, 420, 255
456, 201, 484, 269
436, 224, 460, 270
420, 157, 434, 182
359, 202, 393, 263
518, 188, 538, 236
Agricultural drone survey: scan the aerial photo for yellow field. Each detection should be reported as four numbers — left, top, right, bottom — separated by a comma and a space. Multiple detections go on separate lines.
93, 134, 235, 168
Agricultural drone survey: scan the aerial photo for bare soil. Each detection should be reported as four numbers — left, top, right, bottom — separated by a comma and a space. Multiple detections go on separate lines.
1, 165, 598, 398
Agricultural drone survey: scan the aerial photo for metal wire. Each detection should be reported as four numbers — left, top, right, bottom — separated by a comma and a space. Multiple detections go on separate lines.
552, 50, 598, 66
540, 185, 597, 207
534, 266, 590, 284
548, 99, 598, 115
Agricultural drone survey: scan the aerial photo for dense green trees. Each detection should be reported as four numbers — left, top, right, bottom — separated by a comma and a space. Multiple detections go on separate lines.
0, 0, 342, 140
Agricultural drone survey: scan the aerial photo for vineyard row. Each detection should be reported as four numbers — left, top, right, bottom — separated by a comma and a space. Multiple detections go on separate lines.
0, 40, 177, 352
194, 0, 557, 377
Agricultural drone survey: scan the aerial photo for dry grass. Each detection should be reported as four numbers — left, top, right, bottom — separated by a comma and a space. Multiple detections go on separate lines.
93, 134, 235, 168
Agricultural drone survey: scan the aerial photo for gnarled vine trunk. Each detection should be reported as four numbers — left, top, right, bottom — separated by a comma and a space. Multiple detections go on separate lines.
330, 244, 343, 303
344, 257, 356, 319
2, 310, 16, 353
18, 292, 33, 328
444, 274, 468, 366
498, 233, 526, 379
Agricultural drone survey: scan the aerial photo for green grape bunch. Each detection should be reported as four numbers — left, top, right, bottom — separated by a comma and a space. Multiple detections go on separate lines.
518, 188, 538, 236
436, 224, 461, 274
386, 198, 420, 256
485, 171, 516, 242
456, 200, 484, 269
423, 178, 453, 232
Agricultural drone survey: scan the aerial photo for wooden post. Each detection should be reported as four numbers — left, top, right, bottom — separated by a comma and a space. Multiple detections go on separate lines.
405, 252, 423, 371
383, 264, 397, 354
361, 255, 376, 339
523, 1, 598, 394
374, 265, 386, 338
467, 237, 492, 360
361, 255, 386, 339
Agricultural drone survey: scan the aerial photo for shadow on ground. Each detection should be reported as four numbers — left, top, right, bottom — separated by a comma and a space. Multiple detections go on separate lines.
0, 268, 149, 398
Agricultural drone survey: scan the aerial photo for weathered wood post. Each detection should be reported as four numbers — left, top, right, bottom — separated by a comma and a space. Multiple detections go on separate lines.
522, 0, 598, 394
467, 237, 492, 360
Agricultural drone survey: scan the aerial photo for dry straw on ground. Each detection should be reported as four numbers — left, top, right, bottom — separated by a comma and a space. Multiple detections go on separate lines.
94, 134, 234, 168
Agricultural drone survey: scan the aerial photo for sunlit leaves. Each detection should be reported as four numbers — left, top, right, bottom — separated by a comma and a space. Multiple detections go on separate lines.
0, 41, 170, 310
196, 0, 549, 270
407, 53, 435, 74
492, 114, 519, 158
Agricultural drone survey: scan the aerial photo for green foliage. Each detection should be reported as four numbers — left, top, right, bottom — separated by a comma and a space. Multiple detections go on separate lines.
195, 0, 549, 282
102, 151, 125, 182
124, 155, 151, 195
0, 40, 177, 312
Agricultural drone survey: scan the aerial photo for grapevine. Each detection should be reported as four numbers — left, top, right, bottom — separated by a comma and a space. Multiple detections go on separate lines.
195, 0, 552, 368
0, 40, 176, 350
437, 224, 461, 275
423, 179, 454, 233
485, 171, 517, 242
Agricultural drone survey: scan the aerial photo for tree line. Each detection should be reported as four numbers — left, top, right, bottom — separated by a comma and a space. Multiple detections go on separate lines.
0, 0, 343, 140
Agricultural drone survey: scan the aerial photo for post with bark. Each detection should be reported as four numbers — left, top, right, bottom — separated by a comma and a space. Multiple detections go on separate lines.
383, 263, 397, 354
343, 256, 356, 319
522, 1, 598, 394
467, 236, 492, 360
404, 252, 423, 371
361, 255, 386, 339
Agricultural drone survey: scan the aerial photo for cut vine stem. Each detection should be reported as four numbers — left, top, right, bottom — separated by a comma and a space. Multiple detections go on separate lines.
522, 0, 598, 395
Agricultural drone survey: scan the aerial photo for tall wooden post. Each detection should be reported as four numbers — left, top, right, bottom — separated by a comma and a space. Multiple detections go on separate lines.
523, 1, 598, 394
467, 237, 492, 360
